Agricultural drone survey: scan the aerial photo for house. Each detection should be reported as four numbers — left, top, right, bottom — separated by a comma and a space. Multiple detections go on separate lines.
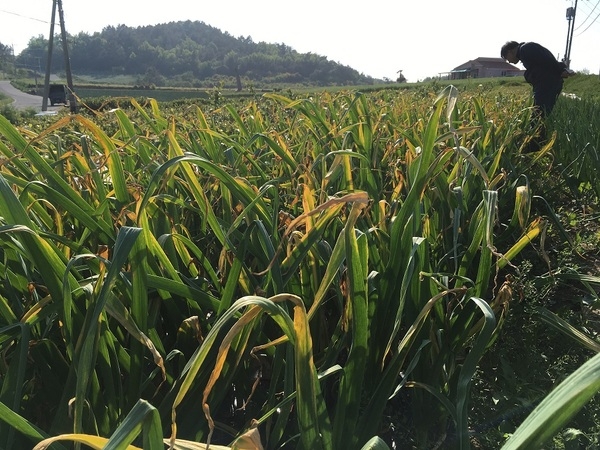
441, 57, 523, 80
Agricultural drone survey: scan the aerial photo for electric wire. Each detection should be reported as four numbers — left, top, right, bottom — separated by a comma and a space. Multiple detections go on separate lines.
573, 0, 600, 31
0, 9, 50, 25
575, 9, 600, 35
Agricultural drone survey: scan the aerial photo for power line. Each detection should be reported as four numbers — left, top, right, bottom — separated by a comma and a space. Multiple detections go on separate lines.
0, 8, 50, 25
575, 9, 600, 35
573, 0, 600, 31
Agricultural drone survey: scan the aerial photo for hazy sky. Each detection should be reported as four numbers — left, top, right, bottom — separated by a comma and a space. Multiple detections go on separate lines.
1, 0, 599, 82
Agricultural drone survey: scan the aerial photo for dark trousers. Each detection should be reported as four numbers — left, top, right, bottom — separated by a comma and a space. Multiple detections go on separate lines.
532, 79, 564, 118
528, 80, 563, 147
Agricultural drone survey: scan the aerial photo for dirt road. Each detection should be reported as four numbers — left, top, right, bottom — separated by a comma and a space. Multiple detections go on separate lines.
0, 80, 63, 113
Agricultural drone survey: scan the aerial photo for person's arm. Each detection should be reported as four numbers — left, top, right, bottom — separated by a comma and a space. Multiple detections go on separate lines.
561, 68, 575, 78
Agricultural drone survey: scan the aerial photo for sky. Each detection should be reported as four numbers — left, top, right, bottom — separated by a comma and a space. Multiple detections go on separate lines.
1, 0, 599, 82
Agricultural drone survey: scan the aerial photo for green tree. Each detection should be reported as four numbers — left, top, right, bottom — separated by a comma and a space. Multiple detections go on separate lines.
0, 42, 14, 73
224, 50, 242, 91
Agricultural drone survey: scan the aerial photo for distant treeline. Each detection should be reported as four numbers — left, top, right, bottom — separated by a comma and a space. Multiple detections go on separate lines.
5, 20, 381, 87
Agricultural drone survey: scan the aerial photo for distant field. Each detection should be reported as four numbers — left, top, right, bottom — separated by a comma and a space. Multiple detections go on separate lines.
12, 73, 599, 104
72, 78, 530, 103
73, 86, 212, 102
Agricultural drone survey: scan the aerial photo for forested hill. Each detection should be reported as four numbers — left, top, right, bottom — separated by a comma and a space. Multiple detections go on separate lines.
12, 20, 380, 88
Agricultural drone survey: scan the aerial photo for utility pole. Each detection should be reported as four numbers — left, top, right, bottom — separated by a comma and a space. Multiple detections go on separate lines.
563, 0, 578, 68
41, 0, 57, 111
57, 0, 77, 112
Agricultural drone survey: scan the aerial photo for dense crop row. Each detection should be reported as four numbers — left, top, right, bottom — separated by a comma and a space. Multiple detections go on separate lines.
0, 84, 598, 449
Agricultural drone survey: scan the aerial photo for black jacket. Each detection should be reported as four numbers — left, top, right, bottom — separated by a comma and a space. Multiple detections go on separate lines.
517, 42, 566, 86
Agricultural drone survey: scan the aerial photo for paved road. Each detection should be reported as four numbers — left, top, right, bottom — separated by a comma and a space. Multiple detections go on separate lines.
0, 80, 63, 113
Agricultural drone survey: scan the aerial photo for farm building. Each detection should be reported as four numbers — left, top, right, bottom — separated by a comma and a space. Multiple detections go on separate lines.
441, 57, 523, 80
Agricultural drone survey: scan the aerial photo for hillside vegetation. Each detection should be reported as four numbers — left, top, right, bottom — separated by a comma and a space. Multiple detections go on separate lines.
2, 21, 380, 89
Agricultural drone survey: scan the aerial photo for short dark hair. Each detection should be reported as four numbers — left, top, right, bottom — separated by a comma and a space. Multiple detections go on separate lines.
501, 41, 519, 59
